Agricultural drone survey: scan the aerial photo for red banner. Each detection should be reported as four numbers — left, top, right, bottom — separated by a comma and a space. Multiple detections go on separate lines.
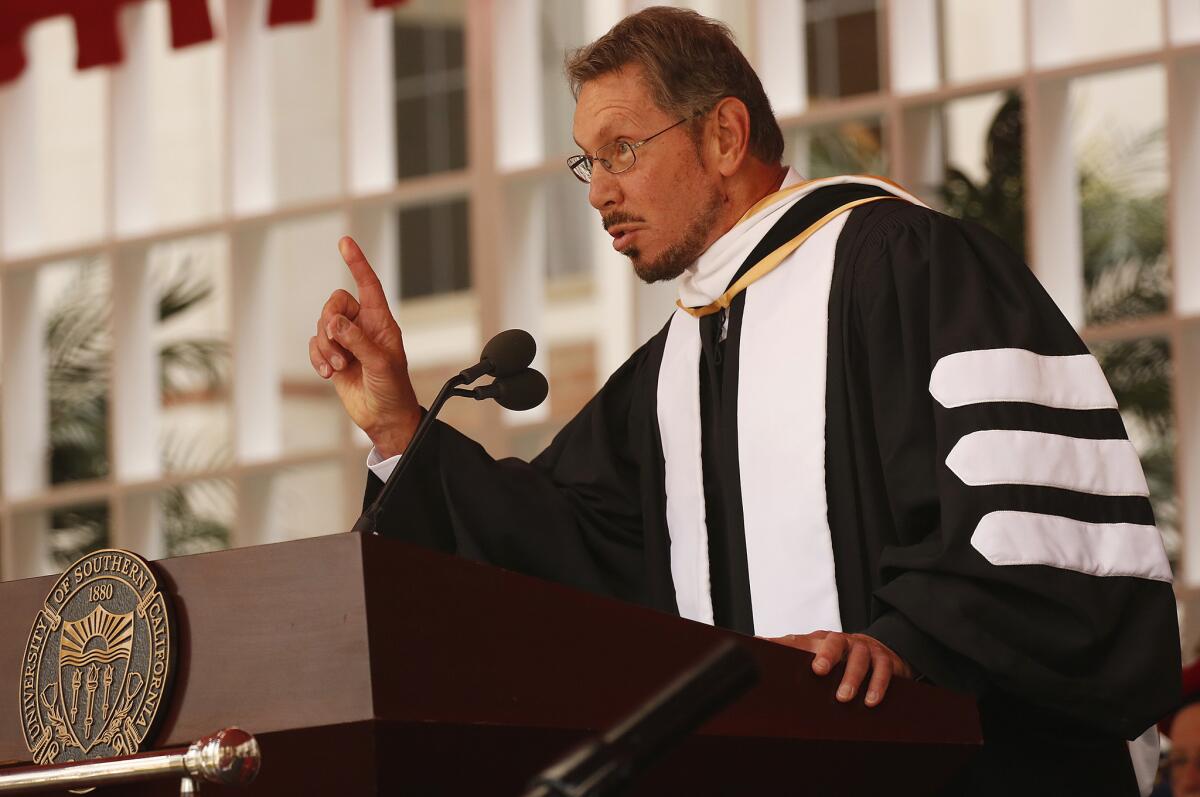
168, 0, 215, 49
0, 0, 403, 85
267, 0, 318, 26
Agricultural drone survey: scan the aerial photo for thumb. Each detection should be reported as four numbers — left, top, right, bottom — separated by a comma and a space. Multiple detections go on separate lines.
326, 314, 389, 373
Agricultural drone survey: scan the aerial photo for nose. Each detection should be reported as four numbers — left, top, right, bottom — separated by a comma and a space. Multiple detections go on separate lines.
588, 165, 621, 211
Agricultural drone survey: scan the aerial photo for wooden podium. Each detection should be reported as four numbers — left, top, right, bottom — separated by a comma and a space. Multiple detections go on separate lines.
0, 533, 981, 795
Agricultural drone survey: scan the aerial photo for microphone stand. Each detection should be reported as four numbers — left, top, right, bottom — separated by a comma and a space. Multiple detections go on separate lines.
351, 328, 538, 535
520, 639, 759, 797
350, 372, 466, 535
351, 364, 546, 534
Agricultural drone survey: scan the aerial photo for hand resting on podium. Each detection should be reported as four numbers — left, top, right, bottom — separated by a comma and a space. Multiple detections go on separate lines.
767, 630, 914, 708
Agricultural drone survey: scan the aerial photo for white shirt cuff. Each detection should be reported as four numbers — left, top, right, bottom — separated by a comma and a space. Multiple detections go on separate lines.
366, 446, 401, 482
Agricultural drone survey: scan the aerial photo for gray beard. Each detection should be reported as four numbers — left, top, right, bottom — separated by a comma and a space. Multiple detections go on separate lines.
623, 187, 723, 284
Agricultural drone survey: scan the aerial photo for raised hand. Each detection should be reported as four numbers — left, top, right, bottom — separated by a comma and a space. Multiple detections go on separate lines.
310, 236, 421, 457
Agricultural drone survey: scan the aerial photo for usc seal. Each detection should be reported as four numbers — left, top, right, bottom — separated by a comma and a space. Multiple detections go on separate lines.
18, 549, 175, 764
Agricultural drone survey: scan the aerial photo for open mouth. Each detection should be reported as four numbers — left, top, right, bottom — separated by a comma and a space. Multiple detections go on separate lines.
608, 226, 641, 251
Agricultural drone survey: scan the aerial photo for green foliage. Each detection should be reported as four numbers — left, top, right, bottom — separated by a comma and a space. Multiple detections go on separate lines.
806, 120, 886, 179
48, 505, 110, 571
46, 261, 232, 566
47, 266, 110, 485
162, 480, 233, 557
939, 93, 1026, 259
1078, 126, 1169, 325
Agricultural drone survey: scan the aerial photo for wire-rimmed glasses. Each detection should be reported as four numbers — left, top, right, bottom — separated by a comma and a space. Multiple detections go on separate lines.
567, 117, 689, 184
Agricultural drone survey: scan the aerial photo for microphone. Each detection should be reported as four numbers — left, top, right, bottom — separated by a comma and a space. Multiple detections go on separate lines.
455, 368, 548, 411
520, 639, 759, 797
458, 328, 536, 383
350, 329, 547, 535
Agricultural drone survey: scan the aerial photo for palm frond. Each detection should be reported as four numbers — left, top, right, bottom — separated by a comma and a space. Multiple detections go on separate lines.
49, 505, 109, 569
159, 429, 234, 474
162, 481, 233, 556
160, 339, 228, 396
46, 255, 233, 560
939, 92, 1026, 258
157, 265, 215, 322
808, 121, 885, 178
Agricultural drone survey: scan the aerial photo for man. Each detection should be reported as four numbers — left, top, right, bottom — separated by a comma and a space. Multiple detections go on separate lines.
309, 7, 1179, 794
1169, 702, 1200, 796
1162, 662, 1200, 796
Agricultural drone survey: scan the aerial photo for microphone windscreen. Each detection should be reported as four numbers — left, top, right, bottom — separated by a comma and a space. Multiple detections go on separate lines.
481, 329, 536, 378
494, 368, 549, 411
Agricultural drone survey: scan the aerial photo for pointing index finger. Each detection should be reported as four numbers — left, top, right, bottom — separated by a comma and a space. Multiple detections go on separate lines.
338, 236, 389, 311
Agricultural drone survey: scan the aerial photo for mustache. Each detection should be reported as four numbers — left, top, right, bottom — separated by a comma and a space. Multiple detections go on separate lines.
602, 212, 645, 231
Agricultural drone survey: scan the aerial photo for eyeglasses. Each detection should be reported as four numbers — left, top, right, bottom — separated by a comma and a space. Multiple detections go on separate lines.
567, 117, 689, 184
1170, 749, 1200, 771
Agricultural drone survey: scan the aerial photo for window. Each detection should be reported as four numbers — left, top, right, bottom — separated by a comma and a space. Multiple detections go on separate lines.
804, 0, 881, 102
545, 174, 594, 280
787, 118, 887, 179
939, 92, 1026, 258
1031, 0, 1162, 68
152, 235, 232, 474
940, 0, 1024, 84
394, 3, 468, 179
1072, 67, 1169, 325
398, 199, 471, 299
45, 259, 112, 485
269, 0, 343, 205
540, 0, 588, 157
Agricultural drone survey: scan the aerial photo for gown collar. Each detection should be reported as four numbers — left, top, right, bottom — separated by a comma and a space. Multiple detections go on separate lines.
675, 169, 926, 308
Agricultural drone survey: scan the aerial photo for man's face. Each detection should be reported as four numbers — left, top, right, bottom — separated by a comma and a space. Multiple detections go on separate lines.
572, 67, 723, 283
1172, 705, 1200, 795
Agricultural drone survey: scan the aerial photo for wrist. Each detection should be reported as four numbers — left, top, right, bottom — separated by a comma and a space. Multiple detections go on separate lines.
367, 408, 421, 459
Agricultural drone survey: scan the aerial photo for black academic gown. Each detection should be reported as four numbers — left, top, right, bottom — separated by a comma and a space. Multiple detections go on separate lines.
364, 184, 1181, 795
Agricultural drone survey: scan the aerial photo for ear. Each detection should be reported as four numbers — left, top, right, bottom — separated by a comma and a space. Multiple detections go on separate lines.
706, 96, 752, 177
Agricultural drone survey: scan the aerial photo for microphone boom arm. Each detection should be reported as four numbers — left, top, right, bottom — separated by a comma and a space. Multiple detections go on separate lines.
350, 372, 466, 535
350, 329, 546, 536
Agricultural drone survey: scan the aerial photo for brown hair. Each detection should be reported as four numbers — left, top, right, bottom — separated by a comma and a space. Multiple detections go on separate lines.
565, 6, 785, 164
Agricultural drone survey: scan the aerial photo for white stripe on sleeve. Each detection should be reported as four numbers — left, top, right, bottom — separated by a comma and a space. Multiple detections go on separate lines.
946, 430, 1149, 496
971, 510, 1171, 582
929, 348, 1117, 410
